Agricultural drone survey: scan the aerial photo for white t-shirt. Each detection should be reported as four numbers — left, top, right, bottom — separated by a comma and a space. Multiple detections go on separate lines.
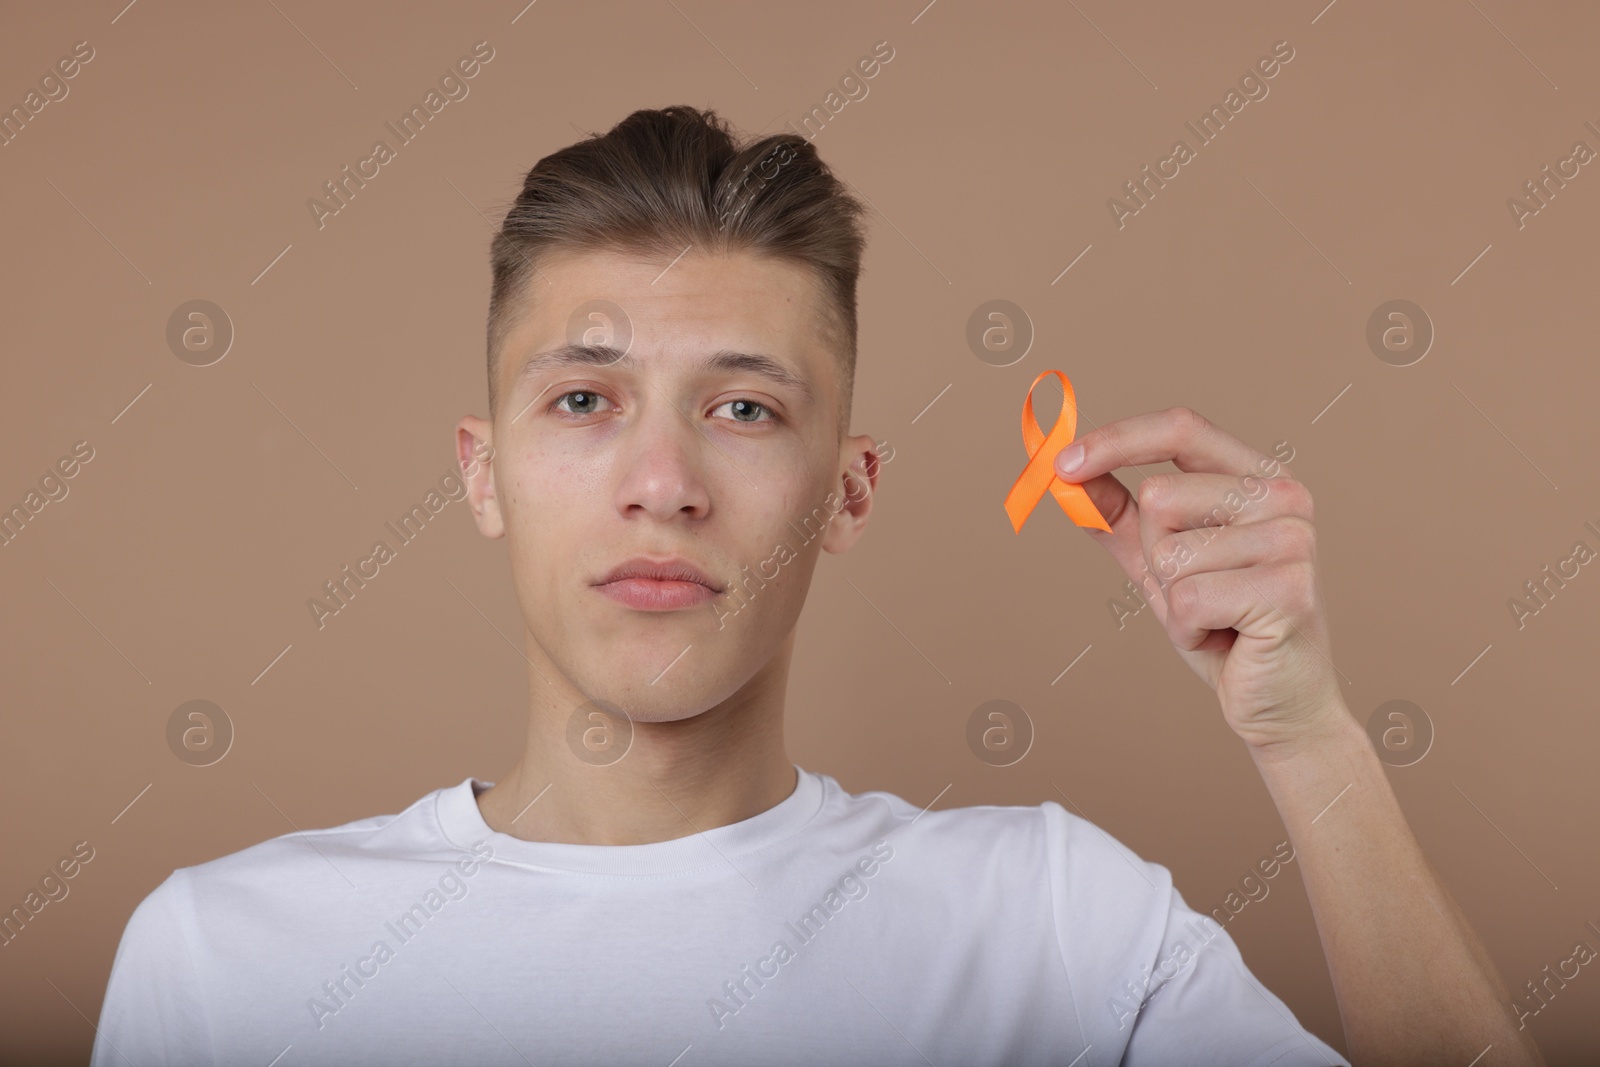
92, 765, 1348, 1066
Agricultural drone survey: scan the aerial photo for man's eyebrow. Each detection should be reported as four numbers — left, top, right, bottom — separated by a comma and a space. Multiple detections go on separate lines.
514, 343, 815, 402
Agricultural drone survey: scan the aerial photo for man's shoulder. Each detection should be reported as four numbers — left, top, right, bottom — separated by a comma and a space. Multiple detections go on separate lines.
820, 772, 1170, 892
818, 772, 1050, 844
159, 779, 466, 915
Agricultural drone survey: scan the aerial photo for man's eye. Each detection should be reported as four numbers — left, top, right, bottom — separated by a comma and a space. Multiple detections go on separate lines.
550, 391, 774, 424
551, 390, 613, 417
714, 399, 775, 424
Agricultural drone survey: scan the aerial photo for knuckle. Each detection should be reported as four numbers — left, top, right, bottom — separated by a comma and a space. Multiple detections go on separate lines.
1153, 535, 1187, 575
1170, 406, 1210, 438
1138, 475, 1168, 508
1171, 575, 1202, 613
1276, 561, 1317, 612
1294, 563, 1319, 612
1277, 516, 1316, 559
1268, 476, 1313, 518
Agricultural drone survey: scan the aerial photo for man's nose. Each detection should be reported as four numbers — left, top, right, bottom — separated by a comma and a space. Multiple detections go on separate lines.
612, 396, 714, 520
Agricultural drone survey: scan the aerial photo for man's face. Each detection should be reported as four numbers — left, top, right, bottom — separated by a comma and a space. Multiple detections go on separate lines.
458, 247, 877, 724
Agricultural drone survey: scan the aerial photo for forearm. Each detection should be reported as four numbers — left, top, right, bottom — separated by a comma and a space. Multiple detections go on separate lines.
1248, 705, 1546, 1066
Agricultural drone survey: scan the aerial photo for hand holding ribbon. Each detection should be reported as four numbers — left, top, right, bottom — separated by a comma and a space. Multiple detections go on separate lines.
1003, 370, 1113, 534
1013, 394, 1349, 755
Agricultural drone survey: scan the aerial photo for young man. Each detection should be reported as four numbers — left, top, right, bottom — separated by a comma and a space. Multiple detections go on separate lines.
92, 106, 1543, 1065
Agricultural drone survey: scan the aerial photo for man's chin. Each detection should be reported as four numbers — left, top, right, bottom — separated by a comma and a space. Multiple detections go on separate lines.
579, 597, 736, 649
570, 686, 719, 727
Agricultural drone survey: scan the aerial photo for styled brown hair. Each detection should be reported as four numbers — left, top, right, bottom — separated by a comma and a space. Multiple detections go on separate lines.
486, 106, 868, 439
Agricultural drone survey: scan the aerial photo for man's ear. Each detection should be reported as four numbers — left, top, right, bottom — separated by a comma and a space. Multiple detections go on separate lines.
821, 434, 882, 554
456, 416, 504, 539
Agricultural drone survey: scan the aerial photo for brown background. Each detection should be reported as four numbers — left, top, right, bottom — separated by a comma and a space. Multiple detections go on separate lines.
3, 0, 1598, 1063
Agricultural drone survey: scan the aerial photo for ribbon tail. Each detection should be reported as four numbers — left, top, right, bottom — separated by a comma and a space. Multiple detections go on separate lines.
1004, 472, 1044, 533
1049, 476, 1113, 532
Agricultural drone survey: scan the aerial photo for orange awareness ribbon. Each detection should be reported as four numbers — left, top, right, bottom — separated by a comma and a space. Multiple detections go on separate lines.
1004, 369, 1113, 534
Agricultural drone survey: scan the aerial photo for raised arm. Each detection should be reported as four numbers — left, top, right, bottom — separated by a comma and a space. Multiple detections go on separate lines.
1047, 404, 1544, 1065
1246, 699, 1543, 1065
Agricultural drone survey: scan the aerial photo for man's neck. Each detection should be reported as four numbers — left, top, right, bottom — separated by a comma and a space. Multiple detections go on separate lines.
476, 703, 797, 847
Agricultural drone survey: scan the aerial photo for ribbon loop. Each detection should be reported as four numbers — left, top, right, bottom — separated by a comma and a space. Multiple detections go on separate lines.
1003, 370, 1113, 534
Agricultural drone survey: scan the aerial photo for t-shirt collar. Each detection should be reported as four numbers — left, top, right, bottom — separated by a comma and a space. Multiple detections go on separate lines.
432, 763, 824, 877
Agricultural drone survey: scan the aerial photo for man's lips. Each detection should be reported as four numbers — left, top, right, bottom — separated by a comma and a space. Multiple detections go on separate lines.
595, 556, 723, 591
592, 555, 725, 611
594, 577, 721, 611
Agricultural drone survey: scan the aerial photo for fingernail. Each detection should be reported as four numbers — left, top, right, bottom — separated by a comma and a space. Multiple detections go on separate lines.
1057, 443, 1085, 475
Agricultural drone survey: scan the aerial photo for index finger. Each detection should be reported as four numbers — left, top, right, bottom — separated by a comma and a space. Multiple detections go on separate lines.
1059, 406, 1295, 484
